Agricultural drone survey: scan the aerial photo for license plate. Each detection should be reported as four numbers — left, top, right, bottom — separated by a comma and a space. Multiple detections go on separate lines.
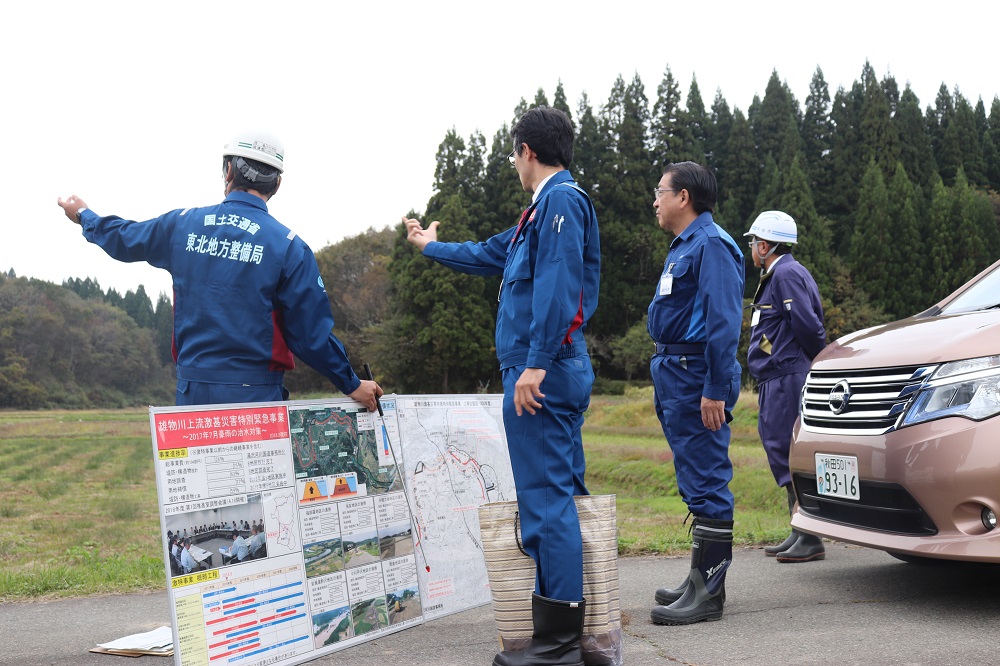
815, 454, 860, 501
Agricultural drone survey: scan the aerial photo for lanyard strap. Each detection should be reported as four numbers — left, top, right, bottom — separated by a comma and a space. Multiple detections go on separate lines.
510, 200, 540, 247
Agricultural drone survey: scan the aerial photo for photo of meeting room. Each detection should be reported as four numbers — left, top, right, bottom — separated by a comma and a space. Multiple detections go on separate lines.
163, 493, 268, 576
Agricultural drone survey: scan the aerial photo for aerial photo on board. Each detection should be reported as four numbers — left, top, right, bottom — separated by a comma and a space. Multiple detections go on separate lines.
289, 406, 401, 496
312, 605, 353, 647
351, 596, 389, 637
304, 537, 345, 577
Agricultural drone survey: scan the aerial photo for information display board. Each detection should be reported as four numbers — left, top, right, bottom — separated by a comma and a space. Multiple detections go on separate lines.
394, 395, 516, 620
151, 394, 514, 666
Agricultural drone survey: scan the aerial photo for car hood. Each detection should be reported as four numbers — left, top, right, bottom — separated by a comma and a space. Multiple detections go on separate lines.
814, 310, 1000, 370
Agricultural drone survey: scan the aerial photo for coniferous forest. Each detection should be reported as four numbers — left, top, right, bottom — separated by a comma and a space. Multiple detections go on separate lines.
2, 62, 999, 407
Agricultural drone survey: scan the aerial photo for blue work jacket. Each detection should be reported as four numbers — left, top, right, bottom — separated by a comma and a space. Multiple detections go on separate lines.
78, 191, 362, 394
647, 212, 744, 401
422, 170, 600, 370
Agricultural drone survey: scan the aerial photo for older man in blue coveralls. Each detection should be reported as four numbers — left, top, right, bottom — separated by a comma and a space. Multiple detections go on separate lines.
405, 106, 600, 666
647, 162, 744, 626
745, 211, 827, 563
57, 132, 381, 410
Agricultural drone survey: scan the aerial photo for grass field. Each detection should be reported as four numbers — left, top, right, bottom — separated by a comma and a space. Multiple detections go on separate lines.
0, 409, 162, 602
0, 387, 787, 601
584, 387, 790, 554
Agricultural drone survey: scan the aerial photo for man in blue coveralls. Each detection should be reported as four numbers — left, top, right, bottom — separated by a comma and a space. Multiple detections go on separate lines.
745, 211, 827, 563
57, 131, 381, 410
648, 162, 743, 626
404, 106, 600, 666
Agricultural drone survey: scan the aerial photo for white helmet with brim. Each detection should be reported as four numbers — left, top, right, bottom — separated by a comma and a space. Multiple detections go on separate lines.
223, 132, 285, 174
744, 210, 797, 244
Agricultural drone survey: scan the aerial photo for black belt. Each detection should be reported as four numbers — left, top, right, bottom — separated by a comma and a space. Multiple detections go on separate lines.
497, 340, 588, 370
654, 342, 706, 355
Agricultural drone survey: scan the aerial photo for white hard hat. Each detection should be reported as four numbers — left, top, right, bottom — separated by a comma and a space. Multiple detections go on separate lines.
223, 132, 285, 173
744, 210, 797, 244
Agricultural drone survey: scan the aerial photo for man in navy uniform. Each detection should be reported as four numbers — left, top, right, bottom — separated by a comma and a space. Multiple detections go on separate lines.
405, 106, 600, 666
648, 162, 743, 626
57, 132, 380, 410
745, 211, 827, 563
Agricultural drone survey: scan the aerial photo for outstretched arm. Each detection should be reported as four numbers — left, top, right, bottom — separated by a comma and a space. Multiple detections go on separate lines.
404, 215, 512, 276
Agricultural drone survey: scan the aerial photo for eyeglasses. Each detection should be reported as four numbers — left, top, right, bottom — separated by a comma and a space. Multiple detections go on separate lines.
507, 150, 516, 166
653, 187, 678, 199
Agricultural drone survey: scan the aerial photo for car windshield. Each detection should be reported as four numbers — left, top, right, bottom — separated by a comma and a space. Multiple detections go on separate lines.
939, 263, 1000, 314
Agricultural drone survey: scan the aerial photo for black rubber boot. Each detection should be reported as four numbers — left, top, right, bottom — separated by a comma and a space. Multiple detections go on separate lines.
654, 515, 696, 605
764, 486, 798, 557
653, 574, 689, 606
493, 594, 585, 666
776, 532, 826, 563
655, 580, 726, 606
654, 560, 726, 605
651, 518, 733, 626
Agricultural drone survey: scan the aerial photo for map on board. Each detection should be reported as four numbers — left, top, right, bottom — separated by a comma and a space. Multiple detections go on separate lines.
266, 489, 299, 553
288, 405, 402, 503
394, 395, 517, 620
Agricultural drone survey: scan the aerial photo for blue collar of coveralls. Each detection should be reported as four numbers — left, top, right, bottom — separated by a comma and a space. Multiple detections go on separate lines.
224, 190, 269, 212
533, 169, 575, 201
670, 210, 714, 247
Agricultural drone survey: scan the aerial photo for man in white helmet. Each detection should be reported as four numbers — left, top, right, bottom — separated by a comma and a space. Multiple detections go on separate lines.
57, 132, 382, 410
745, 211, 827, 563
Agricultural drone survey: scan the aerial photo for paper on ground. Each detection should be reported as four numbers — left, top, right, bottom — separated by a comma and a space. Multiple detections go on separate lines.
97, 625, 173, 651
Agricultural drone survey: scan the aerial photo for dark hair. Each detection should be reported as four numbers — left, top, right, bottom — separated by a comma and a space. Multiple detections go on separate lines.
231, 529, 240, 539
511, 106, 574, 168
223, 156, 281, 197
183, 537, 191, 547
662, 162, 717, 214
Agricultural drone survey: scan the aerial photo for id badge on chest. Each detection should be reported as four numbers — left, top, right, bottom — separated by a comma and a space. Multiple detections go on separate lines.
659, 263, 675, 296
659, 274, 673, 295
751, 308, 761, 327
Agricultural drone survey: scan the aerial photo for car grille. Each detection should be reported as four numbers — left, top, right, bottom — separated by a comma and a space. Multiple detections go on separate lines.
792, 473, 937, 536
800, 365, 936, 435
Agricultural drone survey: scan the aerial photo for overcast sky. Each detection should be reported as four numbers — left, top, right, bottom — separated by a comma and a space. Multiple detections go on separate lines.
4, 1, 998, 299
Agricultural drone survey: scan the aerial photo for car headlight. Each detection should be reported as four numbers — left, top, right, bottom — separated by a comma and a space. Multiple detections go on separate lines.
900, 356, 1000, 428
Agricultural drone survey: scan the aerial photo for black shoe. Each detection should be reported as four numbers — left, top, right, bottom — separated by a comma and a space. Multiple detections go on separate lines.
763, 530, 798, 557
776, 533, 826, 563
493, 594, 585, 666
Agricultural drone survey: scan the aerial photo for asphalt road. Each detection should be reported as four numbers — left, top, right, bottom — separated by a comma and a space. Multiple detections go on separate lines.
3, 543, 998, 666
